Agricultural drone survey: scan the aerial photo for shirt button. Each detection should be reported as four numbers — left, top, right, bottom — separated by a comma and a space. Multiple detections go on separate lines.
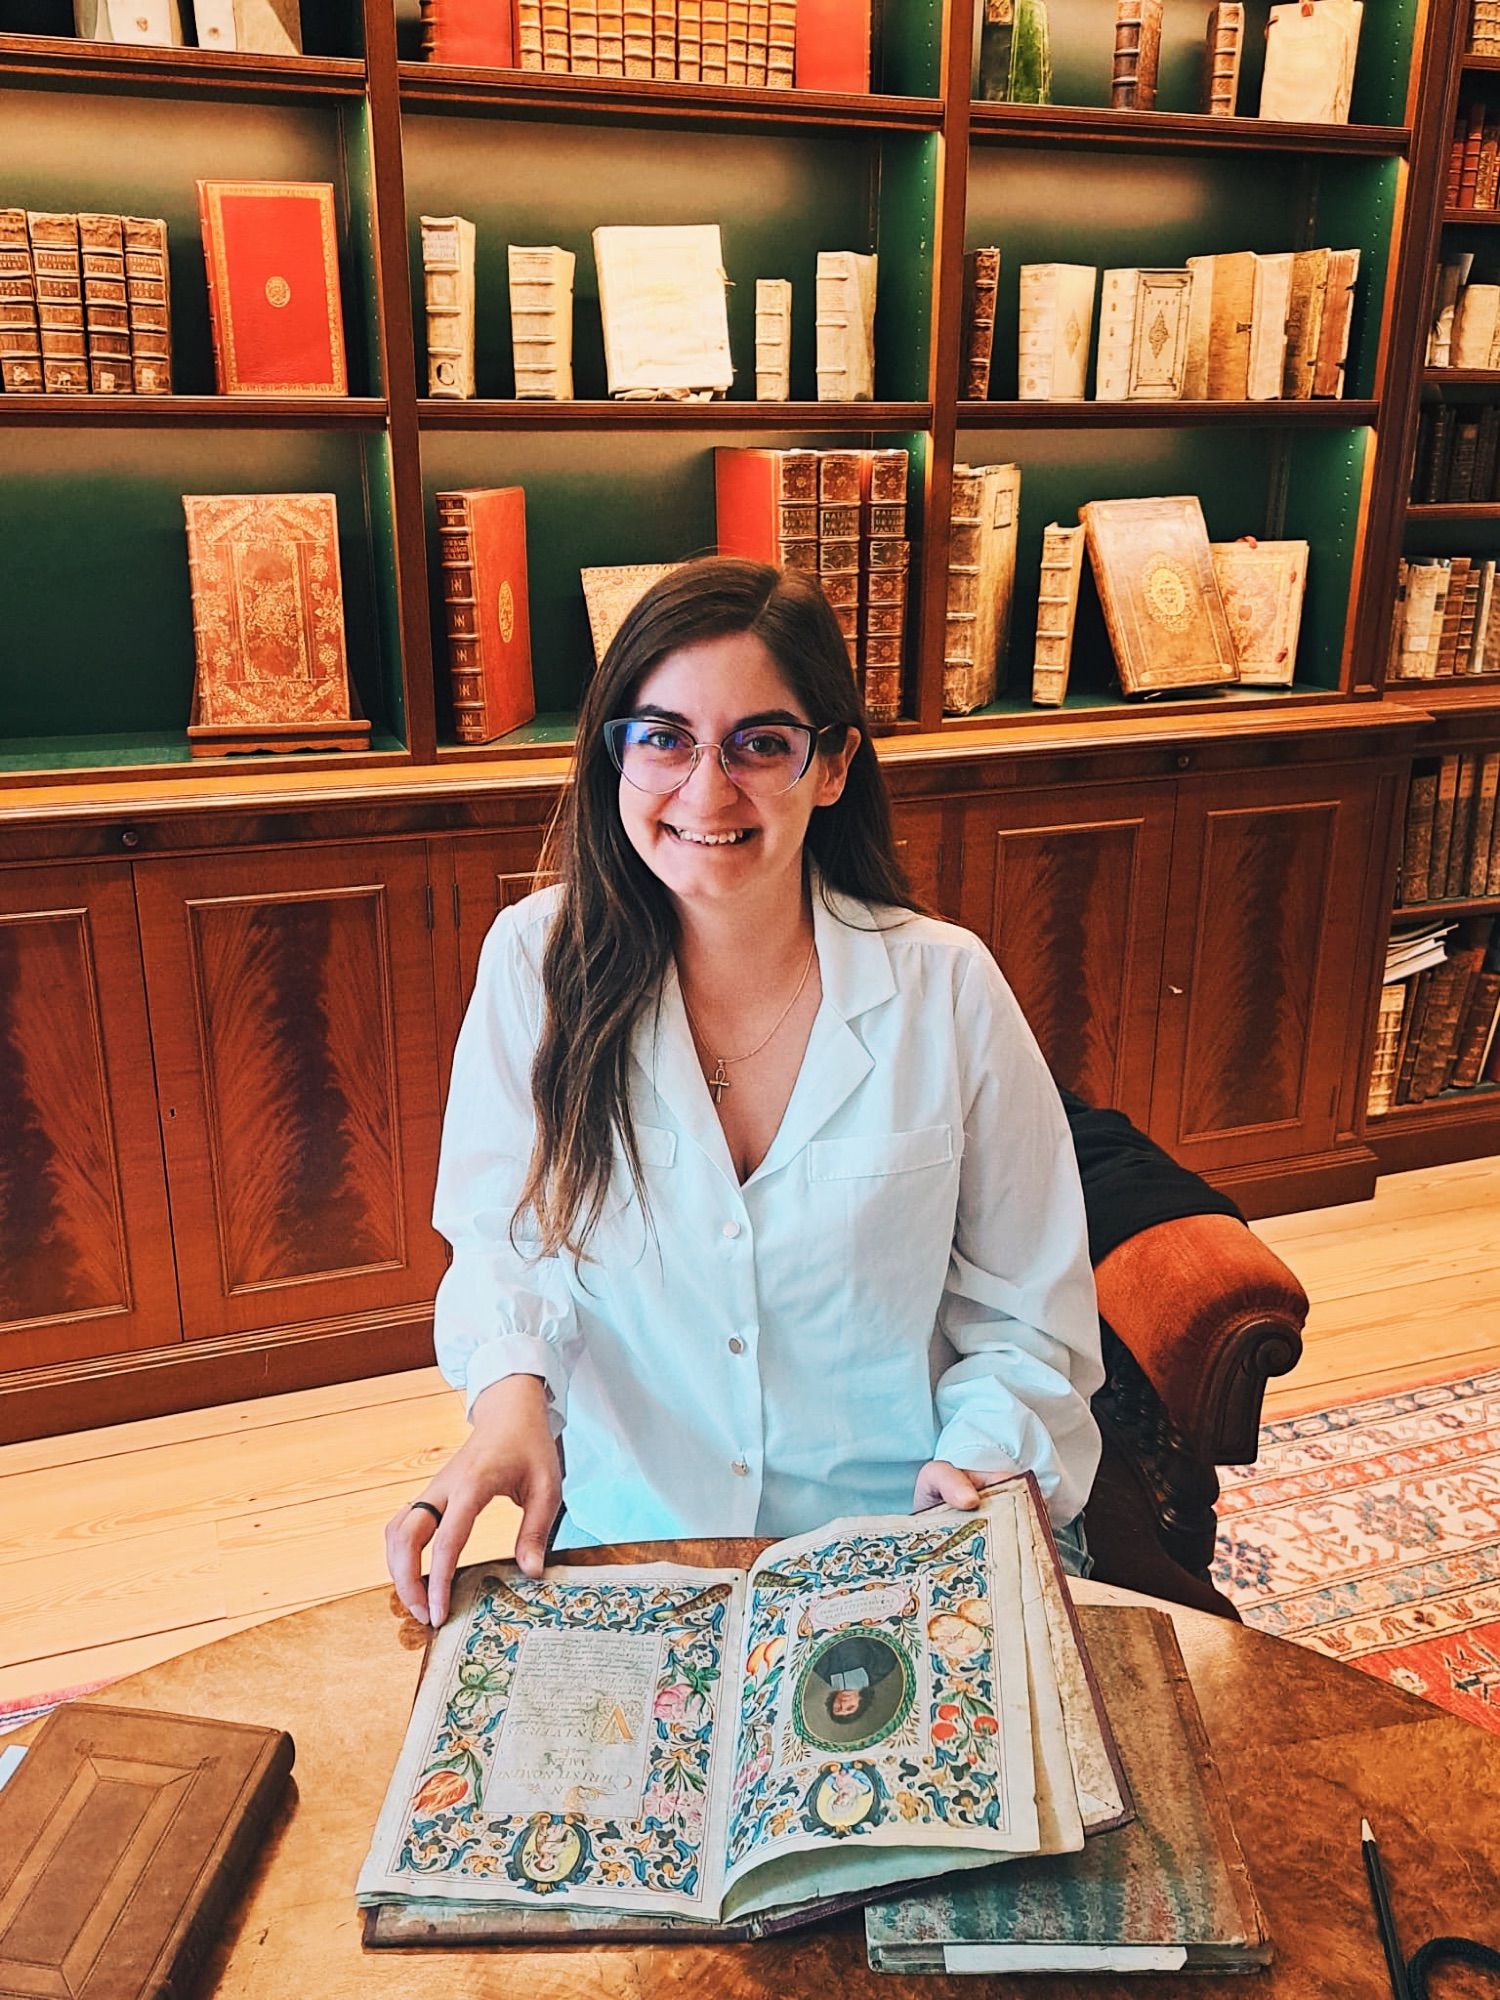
721, 1220, 741, 1239
728, 1336, 745, 1354
731, 1457, 750, 1476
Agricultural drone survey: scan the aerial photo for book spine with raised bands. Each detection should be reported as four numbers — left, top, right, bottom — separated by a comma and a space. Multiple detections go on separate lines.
1110, 0, 1161, 109
436, 493, 493, 744
1201, 1, 1243, 114
0, 208, 42, 393
963, 247, 1000, 399
28, 211, 87, 393
122, 216, 171, 393
80, 211, 131, 394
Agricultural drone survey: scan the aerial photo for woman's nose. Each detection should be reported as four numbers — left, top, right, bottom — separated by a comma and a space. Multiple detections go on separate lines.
678, 744, 739, 805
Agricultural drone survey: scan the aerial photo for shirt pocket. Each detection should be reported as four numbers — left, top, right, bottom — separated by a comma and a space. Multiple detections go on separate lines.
807, 1123, 955, 1183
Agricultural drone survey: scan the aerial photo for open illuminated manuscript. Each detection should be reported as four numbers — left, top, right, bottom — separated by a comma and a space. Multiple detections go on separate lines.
357, 1478, 1129, 1943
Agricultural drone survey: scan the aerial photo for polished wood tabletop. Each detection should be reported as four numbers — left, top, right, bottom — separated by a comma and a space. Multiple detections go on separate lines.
24, 1539, 1500, 1998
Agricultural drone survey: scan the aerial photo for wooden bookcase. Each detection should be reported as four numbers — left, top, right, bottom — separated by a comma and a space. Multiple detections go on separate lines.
0, 0, 1480, 1439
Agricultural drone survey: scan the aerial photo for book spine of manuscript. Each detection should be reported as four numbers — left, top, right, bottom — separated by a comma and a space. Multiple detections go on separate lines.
120, 215, 171, 394
815, 250, 876, 401
1415, 953, 1479, 1098
569, 0, 600, 71
1312, 248, 1359, 396
755, 278, 792, 400
767, 0, 795, 83
1111, 0, 1161, 108
423, 0, 515, 62
962, 247, 1001, 399
1247, 251, 1292, 401
860, 448, 909, 723
0, 207, 43, 393
27, 212, 86, 394
1436, 557, 1471, 674
1400, 764, 1439, 903
421, 215, 476, 399
509, 245, 575, 399
1282, 247, 1328, 396
677, 0, 702, 78
79, 211, 131, 394
436, 488, 536, 744
1031, 521, 1086, 706
815, 451, 863, 672
745, 0, 769, 82
1203, 249, 1255, 400
700, 0, 728, 78
1365, 981, 1408, 1117
1467, 751, 1500, 894
652, 0, 676, 75
1457, 564, 1485, 677
1447, 752, 1480, 897
794, 0, 871, 90
1017, 262, 1095, 399
1452, 967, 1500, 1087
1429, 753, 1461, 889
621, 0, 653, 71
1095, 268, 1139, 400
943, 466, 984, 714
540, 0, 570, 67
514, 0, 545, 66
726, 0, 749, 79
1200, 1, 1243, 114
1393, 972, 1430, 1104
596, 0, 624, 68
437, 492, 492, 743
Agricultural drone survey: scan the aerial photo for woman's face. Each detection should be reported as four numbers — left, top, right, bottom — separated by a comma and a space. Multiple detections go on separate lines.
616, 631, 856, 914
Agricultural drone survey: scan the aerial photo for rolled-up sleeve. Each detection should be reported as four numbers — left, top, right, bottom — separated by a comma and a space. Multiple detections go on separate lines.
932, 949, 1104, 1525
432, 906, 583, 1433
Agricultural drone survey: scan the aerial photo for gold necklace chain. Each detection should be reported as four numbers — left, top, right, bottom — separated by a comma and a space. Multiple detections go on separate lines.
679, 935, 817, 1104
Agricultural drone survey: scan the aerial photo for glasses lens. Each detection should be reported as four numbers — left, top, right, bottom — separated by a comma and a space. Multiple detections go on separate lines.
722, 724, 815, 795
610, 718, 697, 792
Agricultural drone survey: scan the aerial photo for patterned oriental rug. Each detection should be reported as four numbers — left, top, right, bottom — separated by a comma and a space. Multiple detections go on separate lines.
1212, 1369, 1500, 1734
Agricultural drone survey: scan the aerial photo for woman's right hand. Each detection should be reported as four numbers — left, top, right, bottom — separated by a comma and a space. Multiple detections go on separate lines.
385, 1373, 562, 1627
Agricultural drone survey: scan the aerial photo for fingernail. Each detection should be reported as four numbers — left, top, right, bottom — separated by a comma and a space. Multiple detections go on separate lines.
408, 1602, 428, 1625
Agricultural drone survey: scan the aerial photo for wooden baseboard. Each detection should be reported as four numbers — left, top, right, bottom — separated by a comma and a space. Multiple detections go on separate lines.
1367, 1102, 1500, 1177
0, 1304, 436, 1447
1204, 1143, 1381, 1221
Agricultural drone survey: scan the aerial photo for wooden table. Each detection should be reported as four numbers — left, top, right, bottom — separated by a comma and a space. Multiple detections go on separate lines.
24, 1543, 1500, 1998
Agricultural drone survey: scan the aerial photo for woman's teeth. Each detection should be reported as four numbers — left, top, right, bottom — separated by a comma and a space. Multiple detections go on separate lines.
667, 827, 750, 845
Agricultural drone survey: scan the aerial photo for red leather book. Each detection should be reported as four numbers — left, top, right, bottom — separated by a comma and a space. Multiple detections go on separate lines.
435, 487, 536, 744
793, 0, 871, 92
197, 180, 348, 396
419, 0, 514, 65
714, 447, 821, 572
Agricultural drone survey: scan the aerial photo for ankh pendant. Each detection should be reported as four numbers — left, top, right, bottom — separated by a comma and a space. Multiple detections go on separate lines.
708, 1059, 730, 1104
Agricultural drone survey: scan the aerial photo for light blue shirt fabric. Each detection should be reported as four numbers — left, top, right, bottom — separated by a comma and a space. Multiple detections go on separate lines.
431, 881, 1104, 1544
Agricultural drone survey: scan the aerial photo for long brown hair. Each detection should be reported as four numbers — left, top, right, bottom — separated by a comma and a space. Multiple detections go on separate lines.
517, 555, 921, 1259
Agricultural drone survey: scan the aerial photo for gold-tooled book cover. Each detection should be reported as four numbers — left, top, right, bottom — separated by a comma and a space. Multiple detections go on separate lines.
1080, 496, 1238, 694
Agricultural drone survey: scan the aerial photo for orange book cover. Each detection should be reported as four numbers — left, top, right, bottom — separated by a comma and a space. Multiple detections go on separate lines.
436, 487, 536, 743
715, 448, 821, 566
425, 0, 514, 63
793, 0, 870, 92
198, 180, 348, 396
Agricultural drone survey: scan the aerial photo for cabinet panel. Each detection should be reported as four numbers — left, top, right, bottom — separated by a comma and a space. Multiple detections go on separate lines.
956, 783, 1176, 1127
134, 845, 446, 1340
1152, 766, 1382, 1171
430, 830, 551, 1092
891, 802, 950, 918
0, 864, 179, 1369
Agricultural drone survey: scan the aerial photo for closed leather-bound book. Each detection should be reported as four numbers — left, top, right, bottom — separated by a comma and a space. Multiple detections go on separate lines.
1281, 246, 1329, 396
1030, 520, 1086, 706
0, 1703, 292, 1999
1081, 494, 1238, 694
962, 247, 1001, 399
1110, 0, 1161, 109
27, 211, 86, 394
0, 207, 43, 393
122, 215, 172, 394
595, 0, 624, 69
541, 0, 571, 68
794, 0, 870, 91
1247, 250, 1293, 400
1192, 249, 1256, 400
421, 214, 477, 398
767, 0, 794, 83
508, 244, 576, 400
815, 249, 877, 401
513, 0, 544, 66
1311, 246, 1359, 396
715, 447, 822, 570
1429, 753, 1462, 892
1400, 762, 1440, 904
755, 277, 792, 400
1018, 262, 1096, 399
79, 211, 132, 394
1446, 751, 1481, 897
1366, 981, 1407, 1118
1466, 751, 1500, 895
1200, 0, 1243, 114
436, 488, 536, 745
677, 0, 702, 77
700, 0, 728, 80
421, 0, 515, 63
198, 180, 347, 396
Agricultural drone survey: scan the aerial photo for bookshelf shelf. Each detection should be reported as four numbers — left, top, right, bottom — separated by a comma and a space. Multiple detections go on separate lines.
1368, 1081, 1500, 1121
1394, 895, 1500, 918
956, 400, 1380, 430
0, 35, 365, 98
396, 64, 943, 132
1463, 55, 1500, 69
0, 396, 390, 430
417, 399, 934, 431
967, 103, 1410, 158
1407, 503, 1500, 519
1441, 209, 1500, 224
1424, 369, 1500, 386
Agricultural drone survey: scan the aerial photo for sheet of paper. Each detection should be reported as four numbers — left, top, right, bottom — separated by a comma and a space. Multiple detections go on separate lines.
356, 1562, 743, 1922
1025, 1502, 1127, 1830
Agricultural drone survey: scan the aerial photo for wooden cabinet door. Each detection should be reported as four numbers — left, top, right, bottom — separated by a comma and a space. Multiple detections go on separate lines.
1150, 764, 1382, 1173
133, 844, 446, 1341
0, 863, 179, 1371
956, 782, 1176, 1128
891, 802, 951, 918
430, 830, 550, 1091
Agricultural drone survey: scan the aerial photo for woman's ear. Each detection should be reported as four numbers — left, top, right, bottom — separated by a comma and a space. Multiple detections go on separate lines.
814, 726, 861, 807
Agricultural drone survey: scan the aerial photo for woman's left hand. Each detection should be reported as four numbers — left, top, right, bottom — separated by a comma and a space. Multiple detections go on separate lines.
913, 1460, 1002, 1511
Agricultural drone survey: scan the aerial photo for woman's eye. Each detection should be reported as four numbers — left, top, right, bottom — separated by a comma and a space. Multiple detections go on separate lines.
640, 728, 686, 752
739, 732, 791, 757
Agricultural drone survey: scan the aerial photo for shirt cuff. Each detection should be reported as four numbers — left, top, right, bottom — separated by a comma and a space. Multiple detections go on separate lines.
931, 1423, 1026, 1488
463, 1333, 571, 1438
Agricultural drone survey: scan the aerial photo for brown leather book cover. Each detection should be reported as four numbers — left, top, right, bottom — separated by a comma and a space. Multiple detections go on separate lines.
0, 1702, 293, 2000
1080, 495, 1238, 694
435, 487, 537, 745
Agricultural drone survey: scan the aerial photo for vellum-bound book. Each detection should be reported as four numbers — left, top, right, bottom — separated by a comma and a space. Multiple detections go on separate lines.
1031, 521, 1087, 706
421, 215, 476, 399
816, 249, 878, 401
75, 0, 184, 42
509, 244, 576, 400
1211, 537, 1308, 686
357, 1479, 1130, 1943
1095, 268, 1191, 401
1282, 246, 1330, 396
943, 462, 1020, 714
1018, 263, 1096, 400
1081, 495, 1238, 694
593, 224, 732, 400
1258, 0, 1363, 122
581, 562, 681, 664
191, 0, 302, 52
755, 277, 792, 400
1451, 283, 1500, 370
1247, 250, 1293, 400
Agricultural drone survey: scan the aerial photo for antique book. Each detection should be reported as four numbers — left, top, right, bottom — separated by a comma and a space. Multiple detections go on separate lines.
715, 447, 821, 571
0, 1703, 293, 2000
1031, 521, 1087, 706
1184, 251, 1256, 401
1427, 257, 1471, 369
1400, 762, 1440, 903
677, 0, 702, 77
514, 0, 544, 66
815, 249, 877, 401
794, 0, 871, 91
79, 211, 132, 395
0, 208, 42, 394
568, 0, 600, 72
860, 447, 911, 721
1110, 0, 1161, 109
962, 247, 1001, 399
700, 0, 729, 81
1282, 246, 1330, 396
1200, 1, 1243, 115
755, 278, 792, 400
421, 215, 476, 400
1446, 752, 1480, 898
1080, 495, 1238, 694
1366, 980, 1408, 1117
593, 224, 733, 400
1017, 263, 1096, 400
198, 180, 347, 396
621, 0, 651, 72
581, 562, 681, 663
767, 0, 795, 85
653, 0, 676, 76
27, 212, 86, 395
1246, 250, 1293, 400
123, 214, 172, 394
435, 488, 536, 745
1451, 281, 1500, 369
726, 0, 749, 81
1210, 537, 1308, 686
1474, 0, 1500, 53
820, 448, 865, 666
1259, 0, 1362, 122
866, 1607, 1271, 1975
944, 467, 984, 709
1467, 751, 1500, 894
541, 0, 571, 68
420, 0, 514, 62
182, 492, 369, 755
1451, 922, 1500, 1086
1430, 752, 1462, 888
74, 0, 184, 43
357, 1479, 1129, 1941
509, 244, 575, 400
1095, 267, 1191, 401
941, 462, 1020, 714
597, 0, 625, 71
746, 0, 770, 83
1394, 970, 1433, 1105
976, 0, 1052, 101
192, 0, 303, 52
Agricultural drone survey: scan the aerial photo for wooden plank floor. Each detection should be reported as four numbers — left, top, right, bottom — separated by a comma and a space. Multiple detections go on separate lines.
2, 1155, 1496, 1706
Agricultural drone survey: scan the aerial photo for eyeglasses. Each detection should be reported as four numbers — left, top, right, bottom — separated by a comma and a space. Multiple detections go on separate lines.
603, 717, 832, 797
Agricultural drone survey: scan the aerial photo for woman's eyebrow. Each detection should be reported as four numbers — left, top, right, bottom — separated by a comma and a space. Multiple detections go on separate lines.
624, 706, 808, 728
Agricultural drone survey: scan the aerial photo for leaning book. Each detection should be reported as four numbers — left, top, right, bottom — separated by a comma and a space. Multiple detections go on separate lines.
357, 1478, 1130, 1943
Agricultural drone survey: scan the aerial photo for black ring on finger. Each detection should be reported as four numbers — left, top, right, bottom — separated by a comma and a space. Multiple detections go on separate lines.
408, 1499, 444, 1525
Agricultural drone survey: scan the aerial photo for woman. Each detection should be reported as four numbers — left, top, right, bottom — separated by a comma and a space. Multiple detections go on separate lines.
387, 557, 1103, 1627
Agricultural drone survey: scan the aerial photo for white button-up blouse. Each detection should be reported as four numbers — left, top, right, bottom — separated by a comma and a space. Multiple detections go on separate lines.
432, 882, 1104, 1544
